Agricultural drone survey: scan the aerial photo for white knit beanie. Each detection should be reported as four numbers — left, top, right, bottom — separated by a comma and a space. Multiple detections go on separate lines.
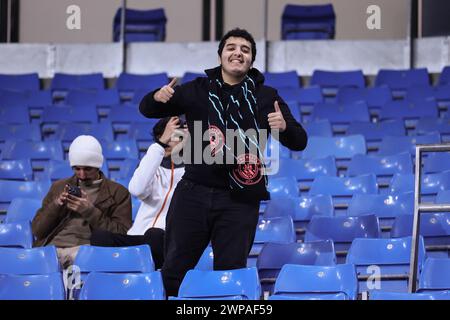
68, 135, 104, 168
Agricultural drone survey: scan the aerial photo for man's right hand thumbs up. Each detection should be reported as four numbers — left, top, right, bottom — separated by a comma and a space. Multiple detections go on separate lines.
154, 78, 177, 103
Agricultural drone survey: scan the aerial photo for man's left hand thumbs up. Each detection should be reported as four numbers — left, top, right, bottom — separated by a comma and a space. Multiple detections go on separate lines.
268, 100, 286, 132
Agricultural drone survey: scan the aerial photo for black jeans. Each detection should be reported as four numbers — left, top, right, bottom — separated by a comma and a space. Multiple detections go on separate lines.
90, 228, 165, 270
162, 179, 260, 297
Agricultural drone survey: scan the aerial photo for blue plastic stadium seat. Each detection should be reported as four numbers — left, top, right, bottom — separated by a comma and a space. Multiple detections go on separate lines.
79, 271, 165, 300
269, 264, 357, 300
389, 172, 450, 199
415, 117, 450, 142
346, 236, 426, 293
0, 106, 30, 124
391, 213, 450, 257
301, 135, 366, 160
181, 72, 206, 84
5, 197, 42, 223
0, 159, 34, 181
108, 158, 139, 180
281, 4, 335, 40
311, 70, 365, 97
174, 267, 261, 300
378, 133, 441, 157
65, 89, 120, 107
347, 192, 414, 228
0, 89, 52, 108
194, 246, 214, 271
267, 176, 299, 199
378, 99, 438, 126
305, 215, 380, 260
375, 68, 430, 97
423, 152, 450, 173
0, 180, 50, 207
115, 72, 169, 100
263, 71, 300, 89
0, 221, 34, 249
113, 8, 166, 43
418, 258, 450, 292
0, 73, 40, 91
257, 241, 336, 294
0, 246, 59, 275
370, 291, 450, 300
438, 66, 450, 86
41, 105, 98, 126
336, 86, 392, 117
108, 105, 149, 136
0, 273, 65, 300
50, 122, 114, 146
0, 123, 41, 142
51, 73, 104, 99
295, 86, 324, 118
347, 153, 412, 188
1, 140, 64, 161
302, 120, 333, 137
101, 139, 139, 161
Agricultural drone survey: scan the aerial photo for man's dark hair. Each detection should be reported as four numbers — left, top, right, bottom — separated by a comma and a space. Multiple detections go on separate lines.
152, 117, 171, 140
218, 28, 257, 63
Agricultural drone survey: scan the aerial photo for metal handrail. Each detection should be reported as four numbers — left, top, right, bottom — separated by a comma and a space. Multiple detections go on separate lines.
408, 143, 450, 293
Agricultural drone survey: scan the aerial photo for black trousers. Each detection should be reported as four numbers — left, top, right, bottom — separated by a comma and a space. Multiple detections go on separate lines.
162, 179, 260, 297
90, 228, 165, 270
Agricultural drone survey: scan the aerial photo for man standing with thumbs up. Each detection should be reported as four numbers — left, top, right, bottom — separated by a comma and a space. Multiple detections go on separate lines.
139, 28, 307, 297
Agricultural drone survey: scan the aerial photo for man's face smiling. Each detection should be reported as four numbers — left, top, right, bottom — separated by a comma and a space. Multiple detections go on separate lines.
219, 36, 253, 84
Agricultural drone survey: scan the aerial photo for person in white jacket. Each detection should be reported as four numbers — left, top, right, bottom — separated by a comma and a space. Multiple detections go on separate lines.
90, 116, 185, 269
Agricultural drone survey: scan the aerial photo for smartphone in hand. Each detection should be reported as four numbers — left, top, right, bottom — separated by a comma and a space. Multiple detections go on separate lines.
67, 185, 82, 198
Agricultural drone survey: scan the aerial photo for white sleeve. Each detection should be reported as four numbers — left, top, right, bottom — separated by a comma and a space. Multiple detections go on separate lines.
128, 143, 165, 200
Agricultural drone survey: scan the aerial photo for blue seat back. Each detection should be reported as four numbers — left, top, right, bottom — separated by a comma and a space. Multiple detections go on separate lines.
195, 246, 214, 271
375, 68, 430, 91
267, 176, 298, 199
389, 172, 450, 195
51, 73, 104, 92
370, 291, 450, 300
116, 72, 169, 92
274, 156, 336, 181
0, 73, 40, 91
378, 133, 441, 156
1, 140, 64, 161
346, 120, 405, 141
0, 159, 34, 181
418, 258, 450, 292
181, 72, 205, 84
263, 71, 300, 89
347, 192, 414, 218
79, 272, 165, 300
347, 152, 412, 177
311, 70, 365, 89
5, 197, 42, 223
302, 135, 366, 159
311, 101, 370, 124
0, 273, 65, 300
0, 123, 41, 141
0, 222, 34, 248
0, 246, 60, 275
391, 213, 450, 239
310, 174, 378, 196
303, 120, 333, 137
0, 106, 30, 123
254, 216, 296, 245
177, 267, 261, 300
272, 264, 358, 300
0, 180, 50, 203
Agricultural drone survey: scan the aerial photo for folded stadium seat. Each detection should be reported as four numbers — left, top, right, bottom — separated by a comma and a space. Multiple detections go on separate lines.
0, 221, 34, 249
79, 271, 165, 300
309, 174, 378, 213
257, 241, 336, 296
347, 152, 413, 191
1, 140, 64, 177
336, 86, 392, 120
40, 105, 99, 139
49, 122, 114, 156
100, 139, 139, 178
107, 104, 149, 138
295, 86, 323, 120
65, 89, 120, 118
375, 68, 430, 99
301, 135, 366, 175
51, 73, 105, 101
181, 72, 206, 84
128, 121, 159, 156
113, 7, 166, 43
0, 273, 65, 300
391, 213, 450, 258
115, 72, 169, 101
438, 66, 450, 86
269, 264, 357, 300
0, 246, 60, 275
267, 176, 299, 199
0, 159, 34, 181
0, 123, 41, 142
370, 291, 450, 300
263, 195, 334, 241
423, 152, 450, 173
310, 70, 365, 100
302, 119, 332, 138
0, 180, 50, 215
414, 117, 450, 142
0, 73, 40, 92
272, 156, 337, 193
0, 105, 31, 124
377, 133, 441, 157
172, 267, 261, 300
347, 192, 414, 232
346, 120, 405, 153
0, 89, 52, 109
281, 4, 335, 40
44, 159, 109, 181
346, 236, 426, 293
378, 99, 438, 130
195, 246, 214, 271
305, 214, 381, 262
310, 101, 370, 135
389, 172, 450, 202
418, 258, 450, 293
5, 197, 42, 224
263, 71, 301, 90
249, 216, 296, 267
